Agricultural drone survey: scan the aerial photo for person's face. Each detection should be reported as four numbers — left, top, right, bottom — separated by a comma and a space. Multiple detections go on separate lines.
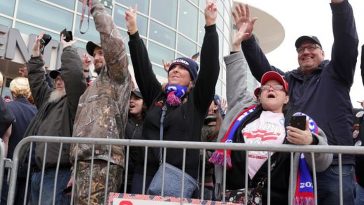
206, 101, 218, 126
297, 41, 325, 75
167, 65, 192, 87
259, 80, 289, 113
93, 47, 106, 73
54, 75, 65, 91
129, 94, 143, 117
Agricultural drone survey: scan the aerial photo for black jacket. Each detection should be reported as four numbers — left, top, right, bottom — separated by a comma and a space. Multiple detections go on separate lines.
24, 46, 86, 169
128, 25, 220, 179
241, 0, 358, 165
0, 97, 14, 137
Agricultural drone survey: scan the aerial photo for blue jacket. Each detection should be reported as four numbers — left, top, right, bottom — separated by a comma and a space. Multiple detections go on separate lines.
241, 0, 358, 164
6, 97, 37, 159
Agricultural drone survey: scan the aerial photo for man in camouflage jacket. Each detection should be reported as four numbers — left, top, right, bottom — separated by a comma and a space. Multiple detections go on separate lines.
69, 1, 132, 204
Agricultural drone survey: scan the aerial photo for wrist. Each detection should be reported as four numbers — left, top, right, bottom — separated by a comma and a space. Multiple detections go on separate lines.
128, 28, 138, 35
310, 135, 319, 145
232, 44, 240, 52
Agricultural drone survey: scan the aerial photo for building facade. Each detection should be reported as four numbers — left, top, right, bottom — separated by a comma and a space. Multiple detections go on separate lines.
0, 0, 237, 99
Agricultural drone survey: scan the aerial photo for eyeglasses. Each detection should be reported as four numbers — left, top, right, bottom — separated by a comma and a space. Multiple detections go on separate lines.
261, 84, 285, 92
296, 44, 321, 54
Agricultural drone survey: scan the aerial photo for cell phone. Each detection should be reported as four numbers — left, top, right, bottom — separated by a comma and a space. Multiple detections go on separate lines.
60, 28, 73, 42
290, 115, 306, 130
40, 34, 52, 54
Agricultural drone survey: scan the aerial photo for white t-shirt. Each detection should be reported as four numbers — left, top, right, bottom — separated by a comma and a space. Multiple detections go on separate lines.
242, 111, 286, 179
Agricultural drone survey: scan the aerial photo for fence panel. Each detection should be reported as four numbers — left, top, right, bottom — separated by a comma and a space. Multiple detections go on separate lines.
6, 136, 364, 205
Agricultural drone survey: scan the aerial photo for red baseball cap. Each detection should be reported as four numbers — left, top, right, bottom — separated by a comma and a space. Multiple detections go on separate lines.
254, 71, 289, 98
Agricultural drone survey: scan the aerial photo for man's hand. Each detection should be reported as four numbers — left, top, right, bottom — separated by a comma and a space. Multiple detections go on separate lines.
286, 121, 314, 145
125, 5, 138, 35
60, 34, 76, 49
204, 0, 217, 27
232, 3, 257, 39
32, 33, 43, 57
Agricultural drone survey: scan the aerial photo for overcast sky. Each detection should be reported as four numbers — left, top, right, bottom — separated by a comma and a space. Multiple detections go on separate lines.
241, 0, 363, 108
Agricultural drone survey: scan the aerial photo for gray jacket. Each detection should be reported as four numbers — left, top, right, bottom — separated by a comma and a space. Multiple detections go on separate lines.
214, 52, 333, 203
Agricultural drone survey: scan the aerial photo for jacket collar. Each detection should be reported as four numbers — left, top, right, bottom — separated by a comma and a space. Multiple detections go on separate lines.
290, 60, 329, 80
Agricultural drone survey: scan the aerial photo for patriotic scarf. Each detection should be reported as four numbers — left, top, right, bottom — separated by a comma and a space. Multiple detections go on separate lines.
165, 84, 187, 107
208, 105, 257, 167
293, 112, 318, 205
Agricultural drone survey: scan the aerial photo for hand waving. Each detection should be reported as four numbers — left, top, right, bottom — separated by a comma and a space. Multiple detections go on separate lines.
232, 3, 257, 39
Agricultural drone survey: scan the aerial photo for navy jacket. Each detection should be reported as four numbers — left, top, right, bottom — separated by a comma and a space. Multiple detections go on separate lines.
241, 0, 358, 164
0, 97, 14, 137
6, 97, 37, 159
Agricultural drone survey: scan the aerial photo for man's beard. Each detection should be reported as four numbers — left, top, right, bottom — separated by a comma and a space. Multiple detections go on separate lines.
201, 125, 219, 142
48, 89, 66, 103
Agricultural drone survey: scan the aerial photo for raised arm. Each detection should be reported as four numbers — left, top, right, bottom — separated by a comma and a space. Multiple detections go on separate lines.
233, 3, 283, 81
224, 23, 255, 108
27, 33, 53, 109
126, 6, 161, 107
59, 35, 86, 119
90, 1, 130, 84
193, 1, 220, 113
329, 0, 358, 86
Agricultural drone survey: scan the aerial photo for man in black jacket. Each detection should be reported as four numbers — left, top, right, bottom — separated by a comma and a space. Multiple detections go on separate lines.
232, 1, 358, 204
24, 33, 86, 205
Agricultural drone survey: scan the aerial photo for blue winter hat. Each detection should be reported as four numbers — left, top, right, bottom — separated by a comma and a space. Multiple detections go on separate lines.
168, 57, 199, 81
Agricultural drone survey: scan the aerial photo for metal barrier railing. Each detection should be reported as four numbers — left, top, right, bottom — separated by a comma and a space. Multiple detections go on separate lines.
6, 136, 364, 205
0, 141, 5, 202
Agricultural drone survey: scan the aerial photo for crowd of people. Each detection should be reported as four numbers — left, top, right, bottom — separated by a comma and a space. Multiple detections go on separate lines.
0, 0, 364, 204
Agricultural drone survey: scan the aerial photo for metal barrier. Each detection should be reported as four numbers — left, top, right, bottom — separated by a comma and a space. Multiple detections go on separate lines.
6, 136, 364, 205
0, 141, 5, 202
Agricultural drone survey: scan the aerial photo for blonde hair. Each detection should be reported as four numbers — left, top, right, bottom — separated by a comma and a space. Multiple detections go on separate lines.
9, 77, 31, 98
0, 71, 3, 87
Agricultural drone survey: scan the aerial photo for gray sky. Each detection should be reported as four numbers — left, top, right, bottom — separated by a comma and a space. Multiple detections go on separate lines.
243, 0, 363, 108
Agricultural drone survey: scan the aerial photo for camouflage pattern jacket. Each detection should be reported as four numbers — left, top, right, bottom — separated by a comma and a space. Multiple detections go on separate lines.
71, 1, 132, 167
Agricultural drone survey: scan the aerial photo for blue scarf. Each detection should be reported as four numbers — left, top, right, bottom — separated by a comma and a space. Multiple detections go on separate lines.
165, 84, 187, 106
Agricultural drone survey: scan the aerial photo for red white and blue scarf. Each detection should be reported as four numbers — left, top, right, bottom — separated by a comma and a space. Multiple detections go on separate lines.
293, 112, 318, 205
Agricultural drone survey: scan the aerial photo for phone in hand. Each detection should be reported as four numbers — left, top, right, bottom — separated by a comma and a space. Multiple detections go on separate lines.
63, 186, 72, 194
60, 28, 73, 42
289, 115, 306, 130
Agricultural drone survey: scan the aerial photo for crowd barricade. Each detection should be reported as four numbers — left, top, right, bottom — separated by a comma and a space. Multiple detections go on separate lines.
5, 136, 364, 205
0, 142, 5, 201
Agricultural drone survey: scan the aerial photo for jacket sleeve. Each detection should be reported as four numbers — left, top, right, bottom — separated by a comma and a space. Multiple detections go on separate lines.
60, 46, 87, 119
91, 1, 130, 84
241, 36, 285, 82
329, 0, 358, 86
303, 127, 333, 172
128, 32, 162, 108
193, 24, 220, 114
224, 51, 255, 108
27, 56, 52, 109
